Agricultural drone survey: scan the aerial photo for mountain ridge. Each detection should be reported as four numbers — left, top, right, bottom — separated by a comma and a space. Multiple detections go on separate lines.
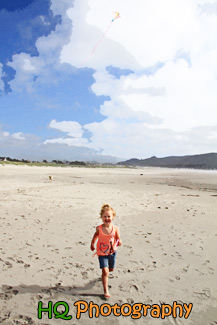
117, 153, 217, 169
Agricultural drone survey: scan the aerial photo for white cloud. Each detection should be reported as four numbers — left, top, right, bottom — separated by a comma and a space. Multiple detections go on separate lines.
0, 130, 9, 138
23, 58, 36, 71
44, 137, 89, 146
11, 132, 26, 140
60, 0, 140, 70
87, 0, 198, 67
50, 0, 74, 16
64, 0, 217, 157
45, 119, 90, 147
0, 63, 4, 91
207, 131, 217, 140
7, 0, 73, 93
44, 116, 217, 159
83, 120, 217, 158
49, 119, 84, 138
119, 59, 217, 131
199, 1, 217, 15
61, 0, 215, 69
89, 57, 217, 132
0, 125, 120, 162
0, 129, 26, 141
51, 0, 217, 158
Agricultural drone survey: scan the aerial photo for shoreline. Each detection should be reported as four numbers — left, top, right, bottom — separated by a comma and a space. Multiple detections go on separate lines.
1, 161, 217, 172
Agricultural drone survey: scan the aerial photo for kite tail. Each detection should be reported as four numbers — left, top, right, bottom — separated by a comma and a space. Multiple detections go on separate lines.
87, 21, 113, 60
78, 18, 116, 68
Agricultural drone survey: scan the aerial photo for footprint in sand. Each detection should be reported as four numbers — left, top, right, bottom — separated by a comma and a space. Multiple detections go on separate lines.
77, 241, 86, 245
175, 252, 182, 259
0, 311, 11, 323
0, 289, 19, 301
4, 261, 13, 268
194, 269, 204, 276
130, 284, 139, 293
52, 249, 59, 254
175, 276, 180, 280
16, 259, 24, 264
24, 263, 30, 268
208, 268, 214, 274
16, 315, 35, 324
81, 271, 88, 279
193, 288, 211, 299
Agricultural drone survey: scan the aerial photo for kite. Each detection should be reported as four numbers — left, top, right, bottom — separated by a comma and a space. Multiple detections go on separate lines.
82, 12, 121, 66
112, 11, 120, 21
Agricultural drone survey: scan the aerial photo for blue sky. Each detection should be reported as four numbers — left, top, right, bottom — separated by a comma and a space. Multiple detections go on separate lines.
0, 0, 217, 162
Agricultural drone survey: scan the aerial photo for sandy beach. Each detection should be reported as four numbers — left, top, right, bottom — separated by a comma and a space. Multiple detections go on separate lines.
0, 164, 216, 324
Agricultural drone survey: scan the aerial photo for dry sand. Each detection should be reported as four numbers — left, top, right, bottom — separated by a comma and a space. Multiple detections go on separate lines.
0, 165, 216, 324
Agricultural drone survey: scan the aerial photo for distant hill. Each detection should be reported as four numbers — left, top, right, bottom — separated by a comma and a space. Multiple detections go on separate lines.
117, 153, 217, 169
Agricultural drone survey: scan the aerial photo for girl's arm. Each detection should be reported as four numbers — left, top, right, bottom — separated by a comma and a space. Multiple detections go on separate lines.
115, 227, 122, 246
90, 226, 99, 251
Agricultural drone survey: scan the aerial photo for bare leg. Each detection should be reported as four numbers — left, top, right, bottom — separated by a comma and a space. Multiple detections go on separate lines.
102, 267, 110, 296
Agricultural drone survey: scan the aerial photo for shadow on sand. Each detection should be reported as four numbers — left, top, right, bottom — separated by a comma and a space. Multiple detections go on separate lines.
1, 278, 109, 301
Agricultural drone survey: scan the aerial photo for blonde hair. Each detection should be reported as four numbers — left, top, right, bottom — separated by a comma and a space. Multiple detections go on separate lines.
100, 204, 116, 218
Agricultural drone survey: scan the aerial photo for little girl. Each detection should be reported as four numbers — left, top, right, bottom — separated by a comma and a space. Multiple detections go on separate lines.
90, 204, 122, 298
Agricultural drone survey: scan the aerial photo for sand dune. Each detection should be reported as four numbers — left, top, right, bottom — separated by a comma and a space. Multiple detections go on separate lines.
0, 165, 216, 324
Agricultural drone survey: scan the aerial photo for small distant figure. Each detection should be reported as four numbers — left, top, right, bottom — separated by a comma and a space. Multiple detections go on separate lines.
49, 176, 53, 181
90, 204, 122, 298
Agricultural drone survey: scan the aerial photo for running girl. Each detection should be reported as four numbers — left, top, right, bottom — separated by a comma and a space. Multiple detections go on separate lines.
90, 204, 122, 298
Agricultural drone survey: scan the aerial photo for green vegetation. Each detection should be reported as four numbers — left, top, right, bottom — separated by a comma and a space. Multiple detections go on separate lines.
0, 160, 126, 168
0, 160, 68, 167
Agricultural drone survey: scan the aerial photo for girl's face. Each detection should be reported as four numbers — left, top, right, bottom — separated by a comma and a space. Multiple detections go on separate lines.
101, 209, 114, 225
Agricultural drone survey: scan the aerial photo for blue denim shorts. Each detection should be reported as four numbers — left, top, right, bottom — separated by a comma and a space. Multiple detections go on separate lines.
98, 251, 117, 269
